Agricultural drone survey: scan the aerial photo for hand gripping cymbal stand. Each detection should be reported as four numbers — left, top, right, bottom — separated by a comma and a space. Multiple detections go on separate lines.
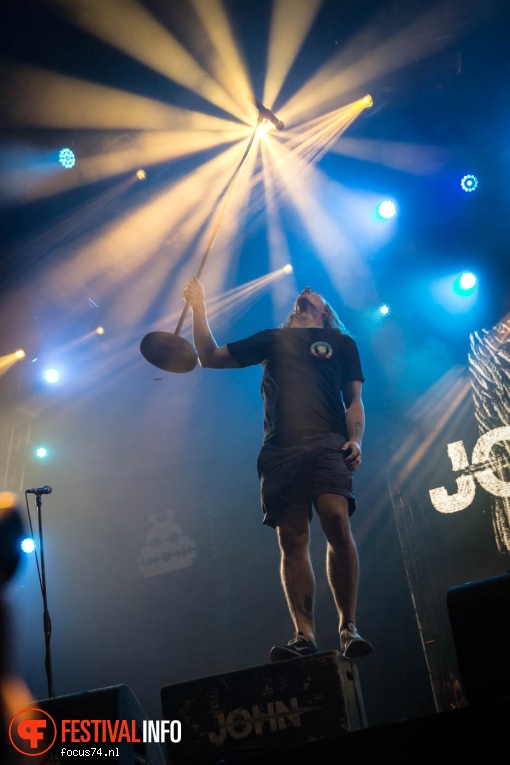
140, 101, 284, 374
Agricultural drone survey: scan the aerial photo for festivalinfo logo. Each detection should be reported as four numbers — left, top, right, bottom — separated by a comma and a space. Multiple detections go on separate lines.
9, 706, 181, 757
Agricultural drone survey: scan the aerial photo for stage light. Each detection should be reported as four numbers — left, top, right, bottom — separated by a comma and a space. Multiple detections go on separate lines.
58, 148, 76, 169
95, 326, 105, 335
44, 367, 60, 384
459, 272, 477, 290
21, 538, 35, 554
454, 272, 477, 296
460, 174, 478, 192
362, 94, 373, 108
379, 304, 391, 316
36, 447, 48, 458
283, 264, 293, 274
377, 200, 397, 219
15, 349, 25, 359
136, 169, 146, 180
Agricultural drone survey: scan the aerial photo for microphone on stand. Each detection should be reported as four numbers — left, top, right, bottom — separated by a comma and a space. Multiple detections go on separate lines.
25, 486, 53, 495
23, 485, 55, 696
251, 99, 284, 130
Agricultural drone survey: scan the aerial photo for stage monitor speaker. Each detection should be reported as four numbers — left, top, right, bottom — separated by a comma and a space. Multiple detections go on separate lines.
160, 649, 366, 765
447, 571, 510, 707
33, 684, 165, 765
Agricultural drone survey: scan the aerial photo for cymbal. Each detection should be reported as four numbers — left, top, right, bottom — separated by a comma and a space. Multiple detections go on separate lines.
140, 332, 198, 374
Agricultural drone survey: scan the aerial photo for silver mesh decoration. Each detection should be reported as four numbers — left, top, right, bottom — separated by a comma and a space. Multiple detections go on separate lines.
469, 319, 510, 554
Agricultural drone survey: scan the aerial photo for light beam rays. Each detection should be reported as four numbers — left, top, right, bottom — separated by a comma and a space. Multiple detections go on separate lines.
281, 2, 462, 123
165, 131, 263, 316
1, 163, 138, 208
52, 0, 247, 121
3, 177, 137, 273
188, 0, 254, 118
185, 266, 293, 331
38, 139, 260, 328
262, 163, 297, 322
263, 0, 324, 109
2, 125, 249, 204
222, 97, 370, 236
279, 97, 371, 166
0, 64, 238, 131
36, 268, 294, 405
390, 366, 473, 488
0, 351, 25, 378
260, 126, 378, 308
332, 137, 450, 175
1, 0, 472, 358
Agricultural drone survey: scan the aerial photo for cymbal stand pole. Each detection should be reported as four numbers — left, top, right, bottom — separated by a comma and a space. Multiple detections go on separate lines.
174, 113, 264, 337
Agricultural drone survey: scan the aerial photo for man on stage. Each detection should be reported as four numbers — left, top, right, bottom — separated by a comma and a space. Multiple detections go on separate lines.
183, 277, 373, 661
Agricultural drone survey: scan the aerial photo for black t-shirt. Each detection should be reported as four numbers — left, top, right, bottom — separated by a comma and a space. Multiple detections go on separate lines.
227, 328, 364, 446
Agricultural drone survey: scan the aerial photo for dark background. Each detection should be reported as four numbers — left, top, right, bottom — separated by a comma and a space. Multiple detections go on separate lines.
1, 0, 509, 726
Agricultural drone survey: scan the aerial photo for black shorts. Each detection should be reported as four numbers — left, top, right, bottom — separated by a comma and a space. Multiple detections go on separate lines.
257, 433, 357, 527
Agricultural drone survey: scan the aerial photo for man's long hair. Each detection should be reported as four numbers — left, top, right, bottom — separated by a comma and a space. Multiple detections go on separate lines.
282, 299, 352, 336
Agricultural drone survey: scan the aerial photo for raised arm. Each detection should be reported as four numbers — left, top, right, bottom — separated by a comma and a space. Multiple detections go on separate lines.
182, 277, 241, 369
341, 380, 365, 471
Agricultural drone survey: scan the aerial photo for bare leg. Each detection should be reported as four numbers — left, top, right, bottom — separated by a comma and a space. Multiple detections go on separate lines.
276, 509, 316, 643
315, 493, 359, 630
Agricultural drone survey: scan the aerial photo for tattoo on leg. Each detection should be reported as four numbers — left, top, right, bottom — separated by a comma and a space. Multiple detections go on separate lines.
298, 595, 314, 621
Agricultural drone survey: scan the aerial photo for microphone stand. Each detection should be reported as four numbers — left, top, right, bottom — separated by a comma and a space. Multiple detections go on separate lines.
140, 99, 284, 373
35, 493, 55, 698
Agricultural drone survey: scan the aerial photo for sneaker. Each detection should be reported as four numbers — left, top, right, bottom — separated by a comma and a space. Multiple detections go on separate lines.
340, 622, 374, 659
270, 632, 319, 662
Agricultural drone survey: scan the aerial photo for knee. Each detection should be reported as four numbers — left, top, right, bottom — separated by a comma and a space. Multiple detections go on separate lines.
277, 521, 310, 557
316, 495, 353, 546
320, 511, 352, 547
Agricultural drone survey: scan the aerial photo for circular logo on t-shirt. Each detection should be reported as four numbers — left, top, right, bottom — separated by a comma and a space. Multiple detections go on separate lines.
310, 340, 333, 359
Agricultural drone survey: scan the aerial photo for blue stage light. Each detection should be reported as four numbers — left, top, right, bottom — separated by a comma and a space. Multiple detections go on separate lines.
21, 538, 36, 554
44, 367, 60, 383
454, 272, 477, 295
459, 272, 477, 290
36, 447, 48, 458
460, 174, 478, 192
377, 200, 397, 219
58, 148, 75, 169
379, 304, 391, 316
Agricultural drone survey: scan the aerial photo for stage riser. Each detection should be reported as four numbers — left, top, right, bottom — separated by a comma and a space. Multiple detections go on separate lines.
160, 650, 366, 765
